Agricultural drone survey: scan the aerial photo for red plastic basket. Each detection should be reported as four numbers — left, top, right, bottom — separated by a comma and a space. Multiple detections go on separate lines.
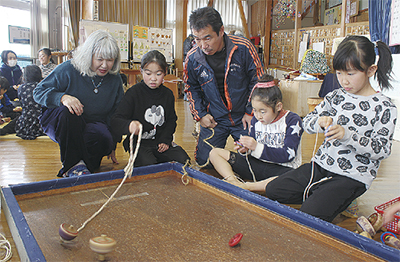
375, 196, 400, 234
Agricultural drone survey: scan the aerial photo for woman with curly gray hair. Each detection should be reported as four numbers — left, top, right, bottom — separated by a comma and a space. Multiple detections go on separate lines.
33, 30, 124, 178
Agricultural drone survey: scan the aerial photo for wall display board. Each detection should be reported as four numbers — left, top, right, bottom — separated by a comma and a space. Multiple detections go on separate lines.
328, 0, 342, 9
8, 25, 30, 44
269, 22, 369, 70
131, 26, 173, 63
324, 5, 342, 25
79, 20, 129, 62
270, 29, 295, 68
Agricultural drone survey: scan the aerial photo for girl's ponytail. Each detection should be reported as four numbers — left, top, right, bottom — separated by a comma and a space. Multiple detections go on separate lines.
375, 41, 393, 90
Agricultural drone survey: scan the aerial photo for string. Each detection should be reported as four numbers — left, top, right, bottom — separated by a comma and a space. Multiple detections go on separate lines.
195, 128, 215, 169
0, 232, 12, 262
302, 130, 319, 202
77, 125, 143, 233
181, 159, 191, 185
236, 142, 256, 182
195, 128, 250, 183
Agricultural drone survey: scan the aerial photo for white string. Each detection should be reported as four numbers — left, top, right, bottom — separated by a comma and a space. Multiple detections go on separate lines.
303, 131, 320, 202
238, 149, 257, 182
77, 125, 143, 233
0, 233, 12, 261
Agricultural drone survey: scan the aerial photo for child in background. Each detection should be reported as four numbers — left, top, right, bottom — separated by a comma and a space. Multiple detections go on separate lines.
111, 50, 190, 167
262, 35, 397, 222
209, 74, 303, 190
0, 76, 21, 135
15, 65, 45, 140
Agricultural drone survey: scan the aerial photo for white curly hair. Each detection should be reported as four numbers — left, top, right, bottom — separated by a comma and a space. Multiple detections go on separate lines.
71, 30, 121, 77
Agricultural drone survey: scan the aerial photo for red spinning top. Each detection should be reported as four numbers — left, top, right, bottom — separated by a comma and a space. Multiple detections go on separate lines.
229, 233, 243, 247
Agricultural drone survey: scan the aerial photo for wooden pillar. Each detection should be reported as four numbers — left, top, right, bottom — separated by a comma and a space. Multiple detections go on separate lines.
293, 0, 302, 69
263, 0, 272, 68
81, 0, 94, 20
340, 0, 347, 37
175, 0, 188, 74
237, 0, 250, 39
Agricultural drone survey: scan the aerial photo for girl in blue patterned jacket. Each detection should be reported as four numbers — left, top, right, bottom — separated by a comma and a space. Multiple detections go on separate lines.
209, 74, 303, 190
264, 36, 397, 222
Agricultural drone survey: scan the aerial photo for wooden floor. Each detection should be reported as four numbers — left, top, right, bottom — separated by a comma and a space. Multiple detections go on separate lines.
0, 98, 399, 260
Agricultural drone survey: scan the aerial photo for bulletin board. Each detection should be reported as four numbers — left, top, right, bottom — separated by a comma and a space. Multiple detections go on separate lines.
324, 5, 342, 25
8, 25, 30, 44
79, 20, 129, 61
269, 22, 369, 70
131, 26, 173, 63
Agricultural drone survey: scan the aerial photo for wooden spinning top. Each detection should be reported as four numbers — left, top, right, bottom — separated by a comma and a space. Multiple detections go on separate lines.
356, 216, 376, 237
59, 223, 78, 241
89, 234, 116, 261
367, 212, 383, 232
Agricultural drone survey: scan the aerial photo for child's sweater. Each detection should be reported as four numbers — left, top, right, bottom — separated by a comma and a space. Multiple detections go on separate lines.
303, 88, 397, 188
249, 110, 303, 169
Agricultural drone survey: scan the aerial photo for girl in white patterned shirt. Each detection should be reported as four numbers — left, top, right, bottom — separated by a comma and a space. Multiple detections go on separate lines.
264, 35, 397, 222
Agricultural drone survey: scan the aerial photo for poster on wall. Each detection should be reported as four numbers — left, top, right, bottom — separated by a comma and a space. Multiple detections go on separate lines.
131, 27, 173, 63
8, 25, 30, 44
390, 0, 400, 46
79, 20, 129, 61
324, 5, 342, 25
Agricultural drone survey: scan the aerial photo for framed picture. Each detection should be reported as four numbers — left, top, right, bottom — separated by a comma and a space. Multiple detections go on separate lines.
8, 25, 30, 44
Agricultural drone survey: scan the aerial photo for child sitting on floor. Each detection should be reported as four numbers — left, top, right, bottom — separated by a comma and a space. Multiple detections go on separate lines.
0, 76, 21, 135
15, 65, 45, 139
111, 50, 190, 167
257, 35, 397, 222
209, 74, 303, 190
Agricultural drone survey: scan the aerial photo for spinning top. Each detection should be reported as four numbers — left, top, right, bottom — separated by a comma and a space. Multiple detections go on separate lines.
356, 216, 376, 237
381, 232, 400, 249
229, 233, 243, 247
59, 223, 78, 241
89, 234, 117, 261
368, 212, 383, 232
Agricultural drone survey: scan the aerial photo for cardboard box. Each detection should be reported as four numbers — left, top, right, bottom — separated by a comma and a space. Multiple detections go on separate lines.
279, 79, 322, 117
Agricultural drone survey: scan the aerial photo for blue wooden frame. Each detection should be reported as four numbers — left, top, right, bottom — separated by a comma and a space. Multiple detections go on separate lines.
1, 162, 399, 261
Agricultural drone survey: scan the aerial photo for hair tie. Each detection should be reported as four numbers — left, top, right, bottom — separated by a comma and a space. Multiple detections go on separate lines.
249, 81, 275, 101
254, 81, 275, 88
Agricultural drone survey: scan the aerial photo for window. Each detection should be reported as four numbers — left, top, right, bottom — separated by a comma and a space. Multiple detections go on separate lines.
166, 0, 248, 59
0, 5, 31, 66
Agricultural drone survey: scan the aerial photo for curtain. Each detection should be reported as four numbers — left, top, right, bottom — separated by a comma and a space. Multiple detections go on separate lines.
214, 0, 247, 34
166, 0, 248, 62
369, 0, 399, 54
30, 0, 49, 57
184, 0, 248, 36
65, 0, 80, 50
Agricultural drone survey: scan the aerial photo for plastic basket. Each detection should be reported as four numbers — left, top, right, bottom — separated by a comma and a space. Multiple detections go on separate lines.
375, 196, 400, 234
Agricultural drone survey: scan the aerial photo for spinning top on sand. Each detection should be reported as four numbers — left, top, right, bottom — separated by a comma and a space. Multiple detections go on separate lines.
59, 223, 78, 241
89, 234, 117, 261
229, 233, 243, 247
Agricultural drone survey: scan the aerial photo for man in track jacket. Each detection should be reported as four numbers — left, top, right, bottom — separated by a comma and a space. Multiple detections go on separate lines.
184, 6, 264, 166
